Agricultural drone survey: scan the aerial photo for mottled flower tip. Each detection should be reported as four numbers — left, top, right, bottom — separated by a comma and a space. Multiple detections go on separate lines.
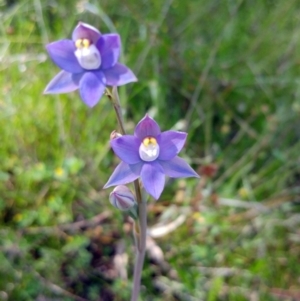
44, 22, 137, 107
109, 185, 136, 210
104, 115, 200, 200
110, 130, 123, 140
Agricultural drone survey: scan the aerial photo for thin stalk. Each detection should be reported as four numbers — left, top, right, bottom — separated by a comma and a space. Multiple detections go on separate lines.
107, 87, 147, 301
131, 200, 147, 301
111, 87, 126, 134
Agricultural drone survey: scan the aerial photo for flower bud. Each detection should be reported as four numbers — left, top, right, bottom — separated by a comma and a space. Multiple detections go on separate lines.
109, 185, 136, 210
110, 130, 122, 140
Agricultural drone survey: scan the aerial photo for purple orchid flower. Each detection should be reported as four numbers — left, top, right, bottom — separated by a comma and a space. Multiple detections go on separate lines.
104, 115, 199, 200
44, 22, 137, 107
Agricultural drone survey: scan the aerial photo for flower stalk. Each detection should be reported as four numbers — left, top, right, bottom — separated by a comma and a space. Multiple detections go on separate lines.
107, 87, 146, 301
110, 86, 126, 135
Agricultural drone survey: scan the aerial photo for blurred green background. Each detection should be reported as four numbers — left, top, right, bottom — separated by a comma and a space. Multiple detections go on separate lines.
1, 0, 300, 300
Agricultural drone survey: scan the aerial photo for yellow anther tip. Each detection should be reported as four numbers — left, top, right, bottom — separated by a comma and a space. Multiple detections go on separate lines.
143, 137, 157, 146
82, 39, 90, 47
143, 137, 150, 146
75, 39, 91, 48
75, 39, 82, 48
150, 137, 157, 145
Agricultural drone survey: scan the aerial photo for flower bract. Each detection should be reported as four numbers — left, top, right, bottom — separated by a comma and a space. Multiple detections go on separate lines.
44, 22, 137, 107
104, 115, 199, 199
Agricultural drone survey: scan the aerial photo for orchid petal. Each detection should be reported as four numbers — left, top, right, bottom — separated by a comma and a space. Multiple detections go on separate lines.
46, 40, 83, 73
159, 156, 199, 178
103, 63, 137, 86
79, 71, 106, 107
72, 22, 101, 44
141, 162, 165, 200
158, 131, 187, 160
97, 34, 121, 69
110, 135, 141, 164
134, 115, 161, 140
104, 162, 142, 188
44, 71, 83, 94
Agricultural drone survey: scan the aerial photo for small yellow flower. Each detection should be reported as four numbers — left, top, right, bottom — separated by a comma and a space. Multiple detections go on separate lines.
54, 167, 65, 178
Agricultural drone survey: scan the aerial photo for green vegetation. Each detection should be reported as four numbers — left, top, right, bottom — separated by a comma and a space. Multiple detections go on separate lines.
1, 0, 300, 300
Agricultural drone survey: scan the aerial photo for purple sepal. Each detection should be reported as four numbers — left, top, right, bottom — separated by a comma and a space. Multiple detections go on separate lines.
46, 40, 83, 73
159, 156, 200, 178
103, 63, 137, 86
44, 70, 82, 94
158, 131, 187, 160
110, 136, 141, 164
134, 115, 161, 140
72, 22, 101, 44
97, 34, 121, 70
104, 162, 142, 188
79, 71, 106, 107
141, 162, 165, 200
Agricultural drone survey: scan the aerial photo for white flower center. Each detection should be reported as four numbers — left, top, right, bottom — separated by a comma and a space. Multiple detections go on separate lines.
74, 39, 101, 70
139, 137, 160, 162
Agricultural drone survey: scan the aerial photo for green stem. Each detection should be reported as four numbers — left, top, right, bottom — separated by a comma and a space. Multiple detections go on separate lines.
108, 87, 147, 301
131, 200, 147, 301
